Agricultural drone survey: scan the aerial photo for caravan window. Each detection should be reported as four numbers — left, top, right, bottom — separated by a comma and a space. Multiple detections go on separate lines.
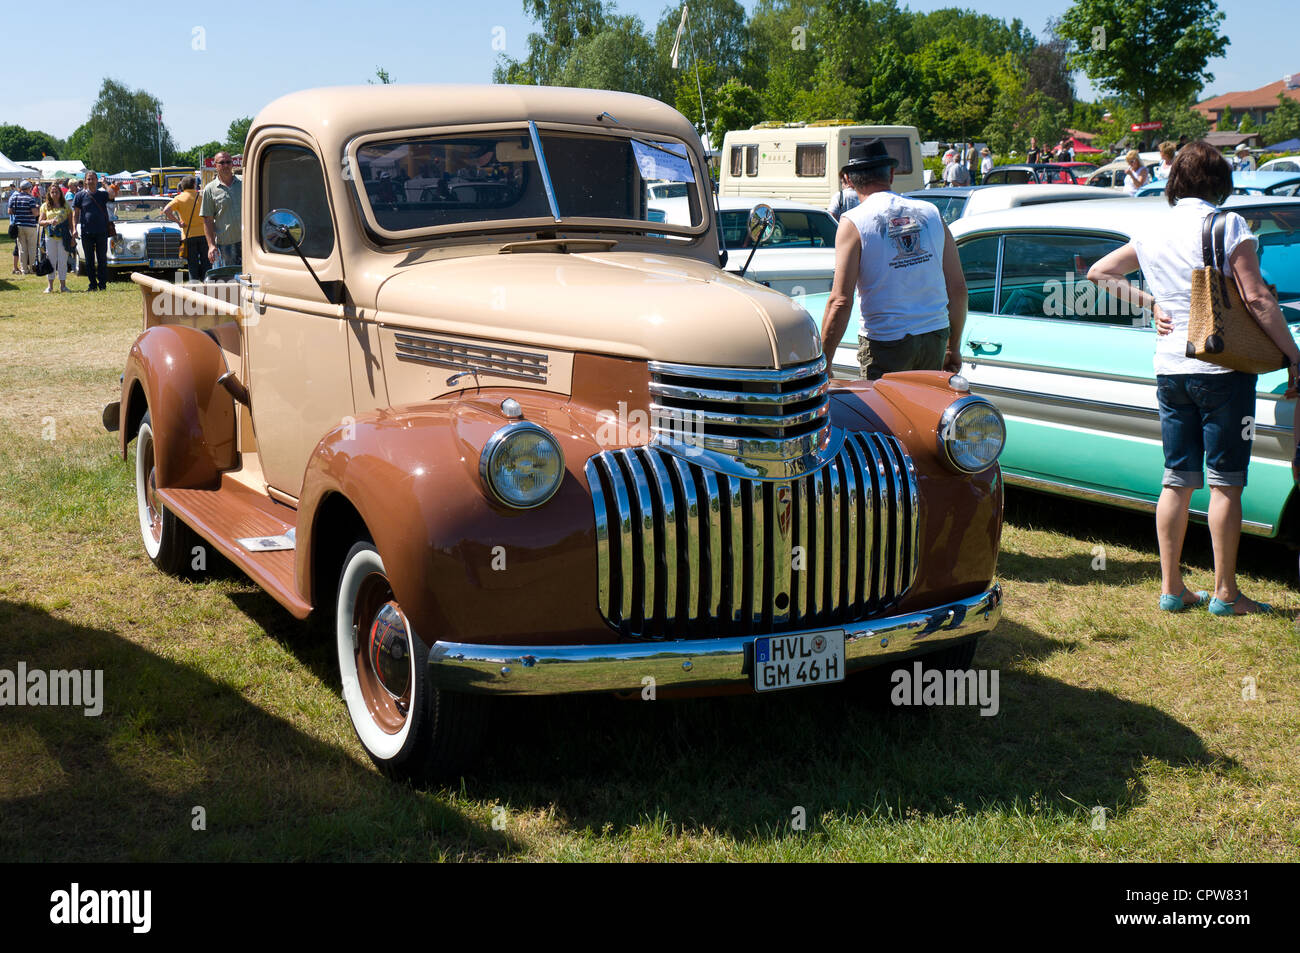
730, 147, 743, 178
745, 144, 758, 177
796, 144, 826, 177
849, 136, 913, 174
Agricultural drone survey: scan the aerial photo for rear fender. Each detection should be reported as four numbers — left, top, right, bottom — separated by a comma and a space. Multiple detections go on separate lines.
120, 324, 237, 489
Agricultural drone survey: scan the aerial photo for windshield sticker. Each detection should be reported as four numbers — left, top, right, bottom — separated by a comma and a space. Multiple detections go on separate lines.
631, 141, 694, 183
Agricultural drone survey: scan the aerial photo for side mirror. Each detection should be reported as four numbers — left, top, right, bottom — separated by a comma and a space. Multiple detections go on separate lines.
747, 203, 776, 246
262, 208, 305, 252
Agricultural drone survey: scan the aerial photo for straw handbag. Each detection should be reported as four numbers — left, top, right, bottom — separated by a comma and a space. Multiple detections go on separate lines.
1186, 211, 1286, 374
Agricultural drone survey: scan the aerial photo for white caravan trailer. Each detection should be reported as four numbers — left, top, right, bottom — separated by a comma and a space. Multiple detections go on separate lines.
719, 123, 924, 204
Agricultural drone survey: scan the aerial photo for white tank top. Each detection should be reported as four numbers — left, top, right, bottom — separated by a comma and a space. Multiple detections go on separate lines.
842, 191, 950, 341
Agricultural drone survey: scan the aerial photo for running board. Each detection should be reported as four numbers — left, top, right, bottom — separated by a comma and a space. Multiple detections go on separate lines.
158, 476, 310, 618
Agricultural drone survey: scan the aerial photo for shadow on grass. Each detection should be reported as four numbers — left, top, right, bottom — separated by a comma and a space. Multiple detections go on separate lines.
0, 599, 507, 861
449, 617, 1234, 840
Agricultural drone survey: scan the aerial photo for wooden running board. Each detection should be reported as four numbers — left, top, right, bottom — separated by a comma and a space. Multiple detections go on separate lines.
159, 475, 310, 619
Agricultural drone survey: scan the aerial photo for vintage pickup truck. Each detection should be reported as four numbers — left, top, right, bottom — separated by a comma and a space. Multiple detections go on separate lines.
106, 84, 1006, 781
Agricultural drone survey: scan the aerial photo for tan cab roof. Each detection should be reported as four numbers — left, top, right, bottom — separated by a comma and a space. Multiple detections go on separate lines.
253, 84, 703, 155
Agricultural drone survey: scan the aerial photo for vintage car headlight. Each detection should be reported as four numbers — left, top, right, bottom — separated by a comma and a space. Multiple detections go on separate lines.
125, 238, 145, 256
479, 421, 565, 508
938, 396, 1005, 472
109, 236, 124, 255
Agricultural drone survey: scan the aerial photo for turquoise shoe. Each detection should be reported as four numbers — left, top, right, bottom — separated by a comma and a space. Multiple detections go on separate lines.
1159, 587, 1209, 612
1208, 594, 1272, 616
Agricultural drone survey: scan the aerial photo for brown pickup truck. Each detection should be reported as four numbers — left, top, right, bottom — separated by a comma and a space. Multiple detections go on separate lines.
106, 84, 1005, 782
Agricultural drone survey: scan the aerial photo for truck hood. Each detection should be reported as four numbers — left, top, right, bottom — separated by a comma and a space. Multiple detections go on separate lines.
374, 250, 822, 369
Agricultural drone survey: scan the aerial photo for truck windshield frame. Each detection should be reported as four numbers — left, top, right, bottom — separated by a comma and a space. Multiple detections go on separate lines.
347, 122, 710, 242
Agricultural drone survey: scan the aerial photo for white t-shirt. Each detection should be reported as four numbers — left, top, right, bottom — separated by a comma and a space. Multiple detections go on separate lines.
843, 191, 950, 342
1133, 197, 1256, 376
828, 187, 859, 220
980, 156, 993, 175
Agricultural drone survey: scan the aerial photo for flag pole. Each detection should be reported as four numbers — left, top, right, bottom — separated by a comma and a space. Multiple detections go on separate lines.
685, 6, 709, 151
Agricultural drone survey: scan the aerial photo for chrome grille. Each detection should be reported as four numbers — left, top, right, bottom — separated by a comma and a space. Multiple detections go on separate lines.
394, 333, 548, 383
585, 431, 920, 639
145, 229, 182, 258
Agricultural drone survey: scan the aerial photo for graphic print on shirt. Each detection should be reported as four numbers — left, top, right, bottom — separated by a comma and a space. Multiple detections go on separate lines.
876, 212, 933, 269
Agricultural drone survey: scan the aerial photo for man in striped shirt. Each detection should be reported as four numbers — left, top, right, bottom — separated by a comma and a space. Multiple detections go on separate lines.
7, 180, 40, 274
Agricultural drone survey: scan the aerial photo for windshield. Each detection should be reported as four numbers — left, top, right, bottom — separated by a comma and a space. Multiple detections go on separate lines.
718, 208, 838, 248
353, 128, 703, 234
110, 198, 170, 224
1245, 205, 1300, 311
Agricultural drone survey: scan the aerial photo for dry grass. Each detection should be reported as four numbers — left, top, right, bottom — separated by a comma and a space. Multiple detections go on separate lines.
2, 232, 1298, 861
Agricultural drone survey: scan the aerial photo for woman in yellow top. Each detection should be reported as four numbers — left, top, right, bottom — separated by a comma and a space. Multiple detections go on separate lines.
36, 184, 72, 293
163, 176, 208, 280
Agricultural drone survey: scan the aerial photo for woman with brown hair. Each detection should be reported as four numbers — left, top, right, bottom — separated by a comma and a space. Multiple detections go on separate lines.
36, 183, 72, 293
1089, 140, 1300, 614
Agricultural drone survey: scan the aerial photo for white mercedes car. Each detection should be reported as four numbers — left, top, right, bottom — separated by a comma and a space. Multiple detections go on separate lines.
74, 195, 187, 278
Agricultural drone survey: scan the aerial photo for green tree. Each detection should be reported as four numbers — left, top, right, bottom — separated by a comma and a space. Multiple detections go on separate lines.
85, 78, 177, 171
369, 67, 393, 84
494, 0, 610, 85
652, 0, 749, 85
1259, 94, 1300, 146
175, 141, 224, 168
747, 0, 820, 119
1237, 112, 1255, 133
1058, 0, 1228, 124
0, 124, 63, 160
557, 15, 665, 99
709, 77, 765, 144
1216, 108, 1234, 131
226, 117, 253, 154
65, 122, 93, 162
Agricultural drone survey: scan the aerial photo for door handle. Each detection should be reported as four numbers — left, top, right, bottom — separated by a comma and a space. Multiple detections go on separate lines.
967, 340, 1002, 355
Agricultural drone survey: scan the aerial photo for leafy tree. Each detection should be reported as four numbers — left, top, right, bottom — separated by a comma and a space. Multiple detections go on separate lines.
709, 78, 765, 144
747, 0, 820, 119
1058, 0, 1228, 123
494, 0, 610, 85
226, 117, 253, 154
369, 67, 393, 85
557, 15, 665, 99
652, 0, 749, 85
65, 122, 93, 162
1237, 112, 1255, 133
1259, 94, 1300, 146
175, 141, 224, 168
0, 124, 63, 161
1216, 108, 1234, 131
85, 78, 177, 171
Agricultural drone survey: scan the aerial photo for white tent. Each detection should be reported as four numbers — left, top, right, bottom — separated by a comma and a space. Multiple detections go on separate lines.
0, 150, 38, 181
22, 158, 86, 178
106, 170, 136, 181
130, 170, 151, 178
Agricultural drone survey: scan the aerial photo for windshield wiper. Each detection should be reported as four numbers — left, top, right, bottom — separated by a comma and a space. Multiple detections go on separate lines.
528, 120, 561, 223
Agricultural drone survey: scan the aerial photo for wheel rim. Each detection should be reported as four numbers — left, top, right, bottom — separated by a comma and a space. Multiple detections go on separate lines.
352, 571, 412, 735
143, 442, 162, 544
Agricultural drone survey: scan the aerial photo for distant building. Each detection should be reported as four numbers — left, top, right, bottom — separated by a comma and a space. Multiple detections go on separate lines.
1196, 72, 1300, 127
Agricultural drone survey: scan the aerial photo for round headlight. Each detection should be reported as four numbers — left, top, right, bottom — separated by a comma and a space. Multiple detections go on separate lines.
109, 237, 123, 254
479, 422, 565, 508
938, 397, 1005, 472
127, 239, 144, 256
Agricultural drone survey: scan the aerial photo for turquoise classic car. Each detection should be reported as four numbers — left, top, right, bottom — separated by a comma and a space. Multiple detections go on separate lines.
1136, 170, 1300, 198
797, 196, 1300, 541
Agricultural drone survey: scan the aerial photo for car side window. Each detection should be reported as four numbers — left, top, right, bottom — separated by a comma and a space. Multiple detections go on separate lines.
259, 144, 335, 259
957, 235, 999, 313
997, 233, 1142, 324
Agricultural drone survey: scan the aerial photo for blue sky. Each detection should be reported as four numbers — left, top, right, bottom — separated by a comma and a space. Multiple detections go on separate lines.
7, 0, 1294, 155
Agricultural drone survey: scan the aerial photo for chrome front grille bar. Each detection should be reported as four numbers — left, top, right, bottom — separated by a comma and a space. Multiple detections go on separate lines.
585, 430, 920, 640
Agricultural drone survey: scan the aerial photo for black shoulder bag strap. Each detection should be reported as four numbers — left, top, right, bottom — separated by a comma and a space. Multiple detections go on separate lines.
1212, 211, 1233, 300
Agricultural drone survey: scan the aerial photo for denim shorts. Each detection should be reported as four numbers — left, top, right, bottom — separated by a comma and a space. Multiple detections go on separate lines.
1156, 372, 1257, 488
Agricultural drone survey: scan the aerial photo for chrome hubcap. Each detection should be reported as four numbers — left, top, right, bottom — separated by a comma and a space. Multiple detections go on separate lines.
352, 573, 411, 733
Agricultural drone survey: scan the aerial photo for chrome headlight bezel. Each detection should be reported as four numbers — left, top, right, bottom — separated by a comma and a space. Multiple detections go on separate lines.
479, 420, 565, 509
937, 395, 1005, 473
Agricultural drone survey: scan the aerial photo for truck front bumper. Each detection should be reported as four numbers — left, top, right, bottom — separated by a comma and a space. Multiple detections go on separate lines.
426, 584, 1001, 696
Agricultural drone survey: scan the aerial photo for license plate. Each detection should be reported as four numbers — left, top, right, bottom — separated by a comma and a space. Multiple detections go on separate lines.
151, 258, 186, 269
754, 631, 845, 692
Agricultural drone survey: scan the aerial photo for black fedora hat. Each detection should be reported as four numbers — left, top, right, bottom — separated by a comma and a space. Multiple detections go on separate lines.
841, 138, 900, 174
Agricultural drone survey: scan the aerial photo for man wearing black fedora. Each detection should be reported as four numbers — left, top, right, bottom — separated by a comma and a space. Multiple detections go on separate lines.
820, 138, 966, 380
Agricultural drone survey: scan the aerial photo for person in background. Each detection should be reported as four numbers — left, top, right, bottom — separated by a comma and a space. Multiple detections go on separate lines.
1089, 141, 1300, 615
821, 139, 967, 381
37, 183, 72, 293
1155, 141, 1176, 180
164, 175, 208, 280
7, 182, 21, 274
827, 170, 860, 221
7, 179, 41, 274
71, 170, 113, 291
201, 151, 242, 269
1233, 143, 1256, 172
943, 148, 970, 186
1026, 136, 1042, 164
1122, 149, 1150, 195
980, 147, 994, 179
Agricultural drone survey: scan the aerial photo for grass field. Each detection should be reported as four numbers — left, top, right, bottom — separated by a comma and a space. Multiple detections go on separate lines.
2, 232, 1298, 861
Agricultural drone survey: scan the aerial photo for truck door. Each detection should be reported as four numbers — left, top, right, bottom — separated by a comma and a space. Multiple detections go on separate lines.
243, 138, 351, 499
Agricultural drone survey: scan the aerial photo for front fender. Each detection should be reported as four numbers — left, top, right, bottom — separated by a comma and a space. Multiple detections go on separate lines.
297, 391, 612, 647
120, 324, 236, 489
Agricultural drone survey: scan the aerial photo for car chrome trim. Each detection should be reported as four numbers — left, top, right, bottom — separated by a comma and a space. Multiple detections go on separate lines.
936, 395, 1007, 472
425, 585, 1002, 695
1005, 472, 1277, 536
586, 431, 921, 639
394, 332, 548, 383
